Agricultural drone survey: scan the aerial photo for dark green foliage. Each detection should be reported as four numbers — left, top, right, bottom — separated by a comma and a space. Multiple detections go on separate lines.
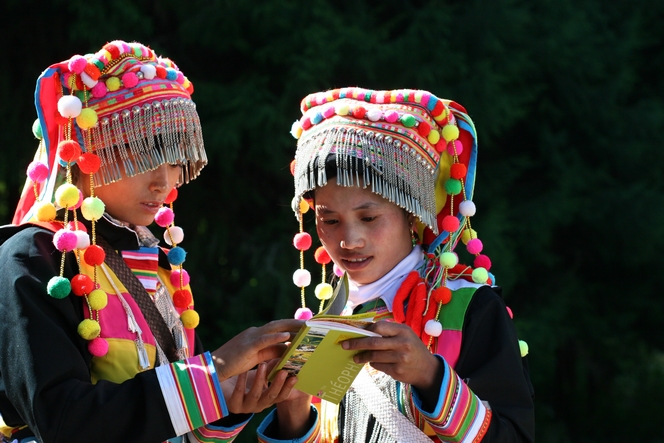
1, 0, 663, 440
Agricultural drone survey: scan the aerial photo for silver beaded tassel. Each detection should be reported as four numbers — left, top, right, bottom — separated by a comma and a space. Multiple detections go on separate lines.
90, 97, 207, 186
293, 126, 438, 234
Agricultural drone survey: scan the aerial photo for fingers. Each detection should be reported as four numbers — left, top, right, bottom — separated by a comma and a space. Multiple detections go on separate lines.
227, 366, 298, 414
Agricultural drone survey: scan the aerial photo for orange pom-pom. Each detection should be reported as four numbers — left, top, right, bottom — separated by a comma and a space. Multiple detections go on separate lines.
173, 289, 193, 309
450, 163, 467, 179
432, 286, 452, 304
78, 153, 101, 174
84, 244, 105, 266
290, 160, 296, 176
58, 140, 81, 162
84, 63, 101, 81
314, 246, 331, 264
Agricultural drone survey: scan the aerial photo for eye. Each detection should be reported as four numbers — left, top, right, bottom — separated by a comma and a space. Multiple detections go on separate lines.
361, 216, 377, 222
321, 219, 338, 225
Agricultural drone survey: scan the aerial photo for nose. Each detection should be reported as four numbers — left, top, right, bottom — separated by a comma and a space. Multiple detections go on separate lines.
148, 164, 170, 193
339, 226, 364, 250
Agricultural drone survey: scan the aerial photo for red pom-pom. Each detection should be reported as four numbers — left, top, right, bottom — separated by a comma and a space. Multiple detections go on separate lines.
165, 188, 178, 204
71, 274, 95, 296
290, 160, 296, 176
54, 109, 69, 126
432, 100, 445, 117
314, 246, 332, 264
88, 337, 109, 356
173, 289, 193, 309
441, 215, 460, 233
84, 63, 101, 81
418, 121, 431, 137
301, 117, 312, 130
450, 163, 467, 179
432, 286, 452, 304
58, 140, 82, 162
474, 254, 492, 271
78, 153, 101, 174
66, 220, 87, 233
155, 65, 167, 79
352, 106, 367, 119
103, 43, 121, 60
186, 83, 194, 94
293, 232, 312, 251
84, 245, 105, 266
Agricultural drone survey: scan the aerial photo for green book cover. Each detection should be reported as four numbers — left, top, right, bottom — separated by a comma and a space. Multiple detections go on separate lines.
269, 312, 379, 404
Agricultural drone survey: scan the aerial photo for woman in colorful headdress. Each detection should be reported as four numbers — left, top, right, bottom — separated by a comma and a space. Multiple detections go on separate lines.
0, 40, 303, 443
257, 88, 535, 442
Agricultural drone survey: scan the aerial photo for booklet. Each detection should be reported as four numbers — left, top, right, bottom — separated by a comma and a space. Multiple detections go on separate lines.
269, 275, 380, 404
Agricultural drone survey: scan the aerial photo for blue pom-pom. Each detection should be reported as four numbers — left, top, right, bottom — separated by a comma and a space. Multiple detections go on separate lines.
311, 112, 323, 124
47, 276, 71, 299
168, 246, 187, 265
165, 68, 178, 81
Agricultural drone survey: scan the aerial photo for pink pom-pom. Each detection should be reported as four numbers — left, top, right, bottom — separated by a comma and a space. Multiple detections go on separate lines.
294, 307, 313, 320
176, 72, 185, 84
506, 306, 513, 319
322, 106, 336, 119
27, 161, 49, 183
333, 263, 344, 277
467, 238, 483, 255
474, 254, 492, 271
88, 337, 109, 356
154, 207, 174, 227
91, 82, 108, 98
53, 229, 78, 252
384, 110, 399, 123
68, 55, 87, 74
121, 72, 139, 88
447, 140, 464, 156
170, 269, 191, 287
293, 232, 312, 251
71, 190, 84, 210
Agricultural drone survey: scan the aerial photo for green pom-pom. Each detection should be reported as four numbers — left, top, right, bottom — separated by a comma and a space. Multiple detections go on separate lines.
32, 119, 43, 140
47, 276, 71, 299
471, 267, 489, 284
81, 196, 105, 221
444, 178, 463, 195
400, 114, 417, 128
519, 340, 529, 357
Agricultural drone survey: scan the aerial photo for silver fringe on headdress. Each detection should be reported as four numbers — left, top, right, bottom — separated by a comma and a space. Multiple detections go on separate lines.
292, 125, 439, 234
89, 97, 206, 186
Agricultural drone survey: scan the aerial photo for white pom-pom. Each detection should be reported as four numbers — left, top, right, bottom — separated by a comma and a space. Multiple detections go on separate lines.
57, 95, 83, 118
367, 108, 382, 122
424, 320, 443, 337
459, 200, 476, 217
141, 64, 157, 80
315, 283, 334, 300
164, 226, 184, 245
290, 120, 303, 139
292, 269, 311, 288
75, 230, 91, 250
80, 72, 98, 89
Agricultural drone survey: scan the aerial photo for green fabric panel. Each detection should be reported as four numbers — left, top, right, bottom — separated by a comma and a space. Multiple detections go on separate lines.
439, 287, 477, 331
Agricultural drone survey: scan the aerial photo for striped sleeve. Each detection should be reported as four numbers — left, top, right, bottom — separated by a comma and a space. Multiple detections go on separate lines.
186, 415, 251, 443
256, 407, 321, 443
156, 352, 229, 437
407, 355, 492, 443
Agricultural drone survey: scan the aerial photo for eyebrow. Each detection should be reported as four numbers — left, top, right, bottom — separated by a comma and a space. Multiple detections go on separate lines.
316, 201, 381, 214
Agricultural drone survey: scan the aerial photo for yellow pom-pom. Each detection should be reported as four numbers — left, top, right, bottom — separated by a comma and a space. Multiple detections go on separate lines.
434, 108, 449, 122
76, 108, 98, 130
88, 289, 108, 310
106, 77, 121, 92
471, 267, 489, 284
440, 252, 458, 268
461, 228, 477, 245
299, 199, 310, 214
442, 124, 460, 142
55, 183, 80, 208
77, 319, 101, 340
180, 309, 200, 329
314, 283, 334, 300
336, 104, 350, 116
81, 196, 105, 221
519, 340, 529, 357
414, 91, 424, 103
35, 201, 57, 221
427, 130, 441, 145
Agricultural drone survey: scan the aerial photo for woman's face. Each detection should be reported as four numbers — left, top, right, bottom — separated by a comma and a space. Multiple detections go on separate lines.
80, 163, 181, 227
314, 178, 414, 285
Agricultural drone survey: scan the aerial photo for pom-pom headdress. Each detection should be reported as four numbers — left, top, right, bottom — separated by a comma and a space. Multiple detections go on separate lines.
289, 88, 493, 346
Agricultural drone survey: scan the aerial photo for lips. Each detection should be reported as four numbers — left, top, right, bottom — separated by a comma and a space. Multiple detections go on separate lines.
341, 256, 372, 271
140, 201, 163, 214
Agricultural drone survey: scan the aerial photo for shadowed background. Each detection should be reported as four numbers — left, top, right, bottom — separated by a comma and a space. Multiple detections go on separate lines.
1, 1, 663, 441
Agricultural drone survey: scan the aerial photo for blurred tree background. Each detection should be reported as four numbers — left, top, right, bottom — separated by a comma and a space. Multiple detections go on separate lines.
1, 0, 663, 441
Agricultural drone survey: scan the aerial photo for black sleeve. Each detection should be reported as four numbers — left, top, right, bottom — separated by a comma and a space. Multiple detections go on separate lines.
0, 227, 177, 443
454, 286, 535, 443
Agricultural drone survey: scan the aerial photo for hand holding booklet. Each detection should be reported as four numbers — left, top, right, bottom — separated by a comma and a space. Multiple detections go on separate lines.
268, 275, 380, 404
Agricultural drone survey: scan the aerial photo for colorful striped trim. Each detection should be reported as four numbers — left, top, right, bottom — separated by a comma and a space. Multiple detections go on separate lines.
122, 247, 160, 294
156, 352, 227, 436
410, 356, 490, 442
257, 407, 321, 443
188, 414, 251, 442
